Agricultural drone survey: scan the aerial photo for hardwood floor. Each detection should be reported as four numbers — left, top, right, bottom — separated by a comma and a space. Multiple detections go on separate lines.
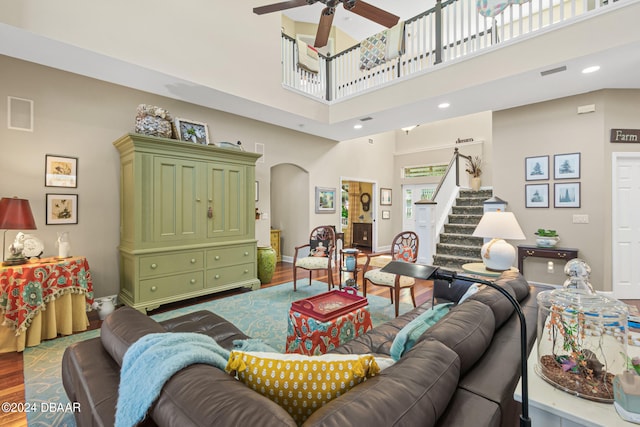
0, 259, 432, 427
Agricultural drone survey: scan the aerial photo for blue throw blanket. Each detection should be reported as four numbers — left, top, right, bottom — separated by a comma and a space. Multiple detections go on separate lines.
115, 332, 231, 427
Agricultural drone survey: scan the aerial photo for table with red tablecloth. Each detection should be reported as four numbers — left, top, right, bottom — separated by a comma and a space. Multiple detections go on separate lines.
286, 305, 373, 355
0, 256, 94, 352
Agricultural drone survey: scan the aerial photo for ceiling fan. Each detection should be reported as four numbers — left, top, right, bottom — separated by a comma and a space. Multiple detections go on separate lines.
253, 0, 400, 48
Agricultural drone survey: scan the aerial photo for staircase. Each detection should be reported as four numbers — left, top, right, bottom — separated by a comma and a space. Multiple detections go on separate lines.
432, 189, 493, 271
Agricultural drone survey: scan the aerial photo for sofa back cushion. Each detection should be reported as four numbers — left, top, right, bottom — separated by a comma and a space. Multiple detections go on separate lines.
304, 339, 461, 427
100, 306, 166, 366
466, 284, 517, 329
495, 271, 530, 301
418, 300, 495, 375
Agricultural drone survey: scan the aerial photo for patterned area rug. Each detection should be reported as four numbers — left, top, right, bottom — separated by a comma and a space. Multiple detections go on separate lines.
23, 281, 413, 426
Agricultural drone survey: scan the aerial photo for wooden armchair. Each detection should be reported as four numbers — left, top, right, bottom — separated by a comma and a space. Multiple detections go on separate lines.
362, 231, 419, 317
293, 226, 336, 291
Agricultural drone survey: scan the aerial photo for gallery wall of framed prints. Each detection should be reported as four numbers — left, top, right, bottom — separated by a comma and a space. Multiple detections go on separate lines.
525, 153, 580, 208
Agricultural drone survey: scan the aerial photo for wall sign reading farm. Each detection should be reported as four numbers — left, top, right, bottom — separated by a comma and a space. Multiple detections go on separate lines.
610, 129, 640, 143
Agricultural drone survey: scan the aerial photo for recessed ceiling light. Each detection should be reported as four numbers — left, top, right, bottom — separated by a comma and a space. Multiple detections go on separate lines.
582, 65, 600, 74
354, 124, 363, 129
438, 102, 450, 109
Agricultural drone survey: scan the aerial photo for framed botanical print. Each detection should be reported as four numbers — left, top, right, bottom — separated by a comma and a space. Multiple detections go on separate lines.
315, 187, 336, 213
525, 184, 549, 208
554, 153, 580, 179
525, 156, 549, 181
554, 182, 580, 208
45, 155, 78, 188
46, 194, 78, 224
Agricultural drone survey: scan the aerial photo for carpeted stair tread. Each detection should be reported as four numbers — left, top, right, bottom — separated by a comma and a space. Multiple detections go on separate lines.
432, 187, 493, 271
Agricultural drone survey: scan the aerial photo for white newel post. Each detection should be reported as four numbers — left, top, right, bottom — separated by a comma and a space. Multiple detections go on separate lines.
414, 200, 437, 265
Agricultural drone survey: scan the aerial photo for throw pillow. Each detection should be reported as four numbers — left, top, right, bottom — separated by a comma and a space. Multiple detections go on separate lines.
458, 283, 480, 304
310, 239, 330, 257
389, 303, 453, 361
226, 351, 380, 424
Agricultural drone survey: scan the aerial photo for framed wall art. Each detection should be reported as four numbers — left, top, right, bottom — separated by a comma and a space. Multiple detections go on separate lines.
382, 210, 391, 219
315, 187, 336, 213
45, 155, 78, 188
380, 188, 392, 205
554, 152, 580, 179
174, 118, 210, 145
554, 182, 580, 208
525, 155, 549, 181
525, 184, 549, 208
46, 194, 78, 224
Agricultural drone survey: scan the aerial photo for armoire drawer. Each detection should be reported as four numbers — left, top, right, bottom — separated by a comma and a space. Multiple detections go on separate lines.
206, 263, 255, 289
140, 271, 204, 300
206, 245, 255, 268
139, 251, 204, 278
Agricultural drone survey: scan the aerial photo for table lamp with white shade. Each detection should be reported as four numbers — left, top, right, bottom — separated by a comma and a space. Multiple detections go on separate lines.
472, 211, 525, 271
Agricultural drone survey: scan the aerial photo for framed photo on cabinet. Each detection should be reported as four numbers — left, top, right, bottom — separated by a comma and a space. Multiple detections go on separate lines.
525, 184, 549, 208
45, 155, 78, 188
174, 118, 210, 145
46, 193, 78, 225
315, 187, 336, 213
554, 182, 580, 208
554, 153, 580, 179
525, 156, 549, 181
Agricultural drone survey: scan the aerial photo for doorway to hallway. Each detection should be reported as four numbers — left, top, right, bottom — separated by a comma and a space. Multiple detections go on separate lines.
340, 178, 377, 251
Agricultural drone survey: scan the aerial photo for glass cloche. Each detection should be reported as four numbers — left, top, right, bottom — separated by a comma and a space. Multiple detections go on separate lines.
536, 288, 628, 402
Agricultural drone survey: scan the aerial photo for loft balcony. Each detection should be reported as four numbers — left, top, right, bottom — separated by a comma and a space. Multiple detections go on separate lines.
282, 0, 630, 103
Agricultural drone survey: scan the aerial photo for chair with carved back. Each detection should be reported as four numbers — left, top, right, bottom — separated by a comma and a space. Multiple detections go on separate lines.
293, 226, 336, 291
362, 231, 419, 317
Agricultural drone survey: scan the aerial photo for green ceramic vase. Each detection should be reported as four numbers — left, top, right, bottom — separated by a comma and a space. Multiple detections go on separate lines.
257, 246, 276, 284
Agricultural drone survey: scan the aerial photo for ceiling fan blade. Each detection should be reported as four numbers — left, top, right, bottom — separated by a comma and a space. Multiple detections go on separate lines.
253, 0, 312, 15
344, 0, 400, 28
314, 8, 335, 48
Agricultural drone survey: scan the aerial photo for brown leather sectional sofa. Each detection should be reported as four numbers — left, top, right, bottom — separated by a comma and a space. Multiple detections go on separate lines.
62, 271, 548, 426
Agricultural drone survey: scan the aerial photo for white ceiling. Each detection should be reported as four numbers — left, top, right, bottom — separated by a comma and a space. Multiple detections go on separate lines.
2, 2, 640, 142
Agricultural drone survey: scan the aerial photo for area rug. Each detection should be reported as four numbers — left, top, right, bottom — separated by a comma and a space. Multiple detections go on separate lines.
23, 281, 413, 426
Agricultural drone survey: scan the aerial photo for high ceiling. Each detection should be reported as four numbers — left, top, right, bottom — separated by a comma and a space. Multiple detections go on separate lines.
2, 1, 640, 142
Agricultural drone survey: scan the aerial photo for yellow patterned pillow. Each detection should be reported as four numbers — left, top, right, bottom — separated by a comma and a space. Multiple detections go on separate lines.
226, 351, 380, 424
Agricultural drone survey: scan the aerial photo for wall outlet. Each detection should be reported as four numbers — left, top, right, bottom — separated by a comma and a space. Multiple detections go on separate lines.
573, 214, 589, 224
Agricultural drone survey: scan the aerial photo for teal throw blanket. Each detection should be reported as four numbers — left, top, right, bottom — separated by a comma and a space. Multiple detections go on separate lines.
115, 332, 231, 427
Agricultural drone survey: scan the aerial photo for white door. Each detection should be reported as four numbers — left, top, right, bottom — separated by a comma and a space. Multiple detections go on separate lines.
612, 153, 640, 299
402, 184, 436, 231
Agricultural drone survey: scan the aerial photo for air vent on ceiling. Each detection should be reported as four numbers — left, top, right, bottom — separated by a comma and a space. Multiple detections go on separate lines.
540, 66, 567, 77
360, 117, 373, 122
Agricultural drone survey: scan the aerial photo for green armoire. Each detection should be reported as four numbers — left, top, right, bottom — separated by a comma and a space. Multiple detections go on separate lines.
114, 133, 261, 312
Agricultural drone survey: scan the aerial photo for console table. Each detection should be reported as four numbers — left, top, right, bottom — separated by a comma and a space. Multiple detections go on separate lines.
0, 256, 94, 352
517, 245, 578, 275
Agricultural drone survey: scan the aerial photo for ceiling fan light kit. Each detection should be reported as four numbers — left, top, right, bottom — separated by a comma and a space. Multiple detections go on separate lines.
254, 0, 400, 48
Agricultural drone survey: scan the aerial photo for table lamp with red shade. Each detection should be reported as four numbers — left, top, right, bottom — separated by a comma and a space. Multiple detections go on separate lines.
0, 197, 37, 266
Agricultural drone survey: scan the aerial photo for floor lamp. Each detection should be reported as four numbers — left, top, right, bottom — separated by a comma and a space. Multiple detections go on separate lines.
379, 261, 531, 427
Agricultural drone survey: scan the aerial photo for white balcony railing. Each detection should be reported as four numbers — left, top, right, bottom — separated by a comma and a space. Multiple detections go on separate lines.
283, 0, 621, 102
